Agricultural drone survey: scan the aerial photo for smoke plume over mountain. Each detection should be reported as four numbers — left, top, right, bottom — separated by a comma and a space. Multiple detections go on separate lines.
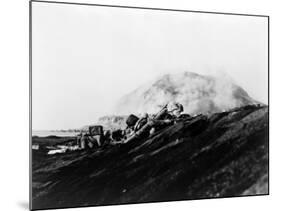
114, 72, 257, 115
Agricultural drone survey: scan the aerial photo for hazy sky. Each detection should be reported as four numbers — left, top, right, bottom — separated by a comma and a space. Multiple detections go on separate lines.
32, 2, 268, 130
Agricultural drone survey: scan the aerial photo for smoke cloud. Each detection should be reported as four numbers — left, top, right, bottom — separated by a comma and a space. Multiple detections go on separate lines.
114, 71, 256, 116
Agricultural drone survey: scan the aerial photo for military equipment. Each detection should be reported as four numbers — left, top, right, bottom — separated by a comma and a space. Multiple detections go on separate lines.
89, 125, 103, 136
126, 114, 139, 128
123, 104, 169, 143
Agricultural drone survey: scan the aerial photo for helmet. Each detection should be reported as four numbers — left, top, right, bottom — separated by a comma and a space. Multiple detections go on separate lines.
167, 102, 184, 112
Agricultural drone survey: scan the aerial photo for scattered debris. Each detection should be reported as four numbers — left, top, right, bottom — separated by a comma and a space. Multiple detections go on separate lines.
32, 144, 40, 150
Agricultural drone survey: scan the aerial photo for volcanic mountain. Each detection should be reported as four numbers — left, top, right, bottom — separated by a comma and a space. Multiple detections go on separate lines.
114, 72, 257, 115
31, 72, 268, 210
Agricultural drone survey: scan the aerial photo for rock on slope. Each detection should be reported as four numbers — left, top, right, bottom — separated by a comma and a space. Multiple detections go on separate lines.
32, 105, 268, 210
114, 72, 257, 115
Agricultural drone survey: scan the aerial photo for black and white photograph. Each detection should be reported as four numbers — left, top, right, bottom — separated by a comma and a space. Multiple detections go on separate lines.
30, 1, 269, 210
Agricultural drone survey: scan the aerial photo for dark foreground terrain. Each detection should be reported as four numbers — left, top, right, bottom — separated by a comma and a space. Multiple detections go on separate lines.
32, 105, 269, 210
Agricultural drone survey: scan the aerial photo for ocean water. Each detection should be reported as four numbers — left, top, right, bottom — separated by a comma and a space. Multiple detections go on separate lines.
32, 130, 79, 137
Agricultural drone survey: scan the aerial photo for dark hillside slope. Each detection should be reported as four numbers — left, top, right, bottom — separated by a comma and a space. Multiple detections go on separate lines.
32, 105, 268, 210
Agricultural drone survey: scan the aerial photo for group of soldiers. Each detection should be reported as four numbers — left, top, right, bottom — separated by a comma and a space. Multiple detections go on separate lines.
76, 102, 187, 149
